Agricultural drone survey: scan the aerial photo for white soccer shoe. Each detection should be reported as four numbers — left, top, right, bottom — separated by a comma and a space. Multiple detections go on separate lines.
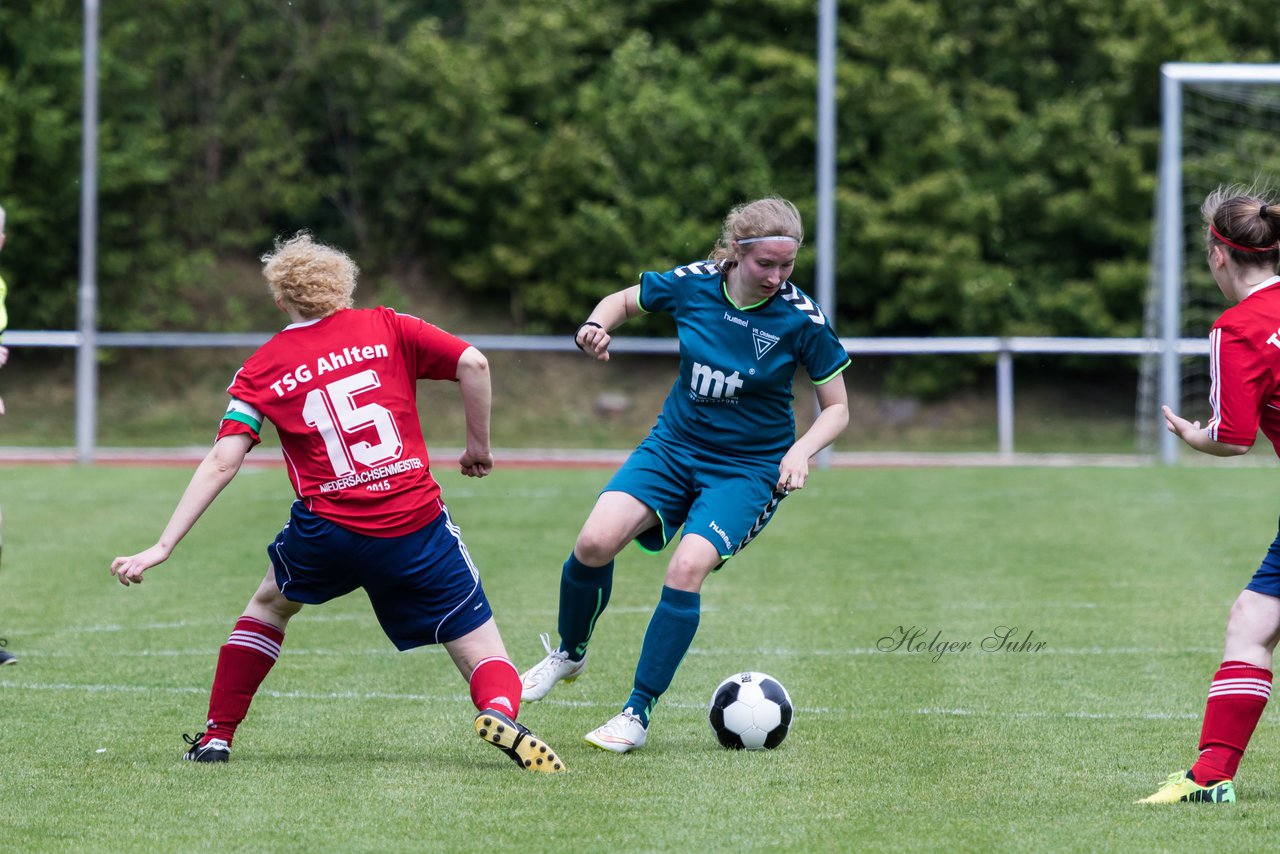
520, 632, 587, 702
584, 708, 647, 754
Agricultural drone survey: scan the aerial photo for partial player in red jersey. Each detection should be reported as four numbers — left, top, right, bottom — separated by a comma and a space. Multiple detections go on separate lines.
110, 232, 564, 772
0, 202, 17, 666
1140, 185, 1280, 804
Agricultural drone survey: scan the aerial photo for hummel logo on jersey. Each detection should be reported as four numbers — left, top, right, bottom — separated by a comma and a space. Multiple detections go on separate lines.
734, 487, 787, 555
752, 328, 780, 359
778, 282, 827, 325
708, 521, 733, 551
673, 261, 720, 278
691, 362, 744, 399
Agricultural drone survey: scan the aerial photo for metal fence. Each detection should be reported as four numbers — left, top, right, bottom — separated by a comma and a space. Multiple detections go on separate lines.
1, 331, 1209, 463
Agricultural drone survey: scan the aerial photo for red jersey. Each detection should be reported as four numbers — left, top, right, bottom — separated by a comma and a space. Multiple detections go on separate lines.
1207, 276, 1280, 455
216, 307, 471, 536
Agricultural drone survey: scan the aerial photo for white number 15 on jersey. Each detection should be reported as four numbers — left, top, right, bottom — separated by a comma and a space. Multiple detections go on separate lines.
302, 369, 403, 476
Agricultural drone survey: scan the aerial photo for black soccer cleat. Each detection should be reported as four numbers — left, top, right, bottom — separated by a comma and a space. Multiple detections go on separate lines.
0, 638, 16, 666
182, 732, 230, 763
474, 709, 566, 773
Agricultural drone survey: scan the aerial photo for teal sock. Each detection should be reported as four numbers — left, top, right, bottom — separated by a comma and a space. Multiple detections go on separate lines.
557, 552, 613, 661
626, 585, 700, 727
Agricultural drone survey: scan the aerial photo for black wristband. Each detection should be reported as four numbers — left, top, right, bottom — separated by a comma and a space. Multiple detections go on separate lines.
575, 321, 603, 351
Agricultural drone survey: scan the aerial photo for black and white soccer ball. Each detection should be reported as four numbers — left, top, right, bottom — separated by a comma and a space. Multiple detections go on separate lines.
707, 671, 793, 750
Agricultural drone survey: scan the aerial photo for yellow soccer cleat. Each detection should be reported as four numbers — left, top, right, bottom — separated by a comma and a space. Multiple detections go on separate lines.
474, 709, 566, 773
1137, 770, 1235, 804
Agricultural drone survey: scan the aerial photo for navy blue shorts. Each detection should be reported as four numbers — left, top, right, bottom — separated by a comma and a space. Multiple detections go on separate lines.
1247, 517, 1280, 599
603, 434, 786, 560
267, 502, 493, 651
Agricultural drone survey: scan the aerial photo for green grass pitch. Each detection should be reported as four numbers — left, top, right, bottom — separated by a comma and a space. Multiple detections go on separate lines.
1, 462, 1278, 851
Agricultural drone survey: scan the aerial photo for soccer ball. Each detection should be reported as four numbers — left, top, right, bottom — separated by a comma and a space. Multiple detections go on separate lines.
707, 671, 793, 750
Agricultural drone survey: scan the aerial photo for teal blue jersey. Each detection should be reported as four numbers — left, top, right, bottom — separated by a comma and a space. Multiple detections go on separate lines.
637, 261, 850, 460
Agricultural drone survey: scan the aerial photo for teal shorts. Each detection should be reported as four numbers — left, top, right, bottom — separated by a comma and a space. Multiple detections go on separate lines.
603, 434, 788, 560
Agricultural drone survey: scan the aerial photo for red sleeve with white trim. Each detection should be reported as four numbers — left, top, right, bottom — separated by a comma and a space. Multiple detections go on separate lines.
1207, 325, 1275, 446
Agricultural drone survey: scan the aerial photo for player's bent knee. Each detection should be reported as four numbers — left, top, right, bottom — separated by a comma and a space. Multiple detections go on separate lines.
664, 572, 702, 592
1230, 590, 1276, 624
250, 581, 300, 619
664, 557, 715, 592
574, 532, 625, 567
1223, 591, 1280, 652
1228, 595, 1250, 626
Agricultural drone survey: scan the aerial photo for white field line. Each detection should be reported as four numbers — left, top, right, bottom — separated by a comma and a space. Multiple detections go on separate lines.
686, 646, 1223, 656
0, 446, 1154, 469
26, 648, 430, 657
7, 643, 1222, 658
39, 613, 372, 634
37, 609, 660, 636
0, 679, 1202, 721
22, 600, 1138, 636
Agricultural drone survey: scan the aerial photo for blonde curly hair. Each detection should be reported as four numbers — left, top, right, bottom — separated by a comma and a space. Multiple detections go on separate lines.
709, 197, 804, 267
261, 231, 357, 319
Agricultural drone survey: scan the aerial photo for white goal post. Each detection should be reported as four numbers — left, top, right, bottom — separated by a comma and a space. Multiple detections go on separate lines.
1151, 63, 1280, 465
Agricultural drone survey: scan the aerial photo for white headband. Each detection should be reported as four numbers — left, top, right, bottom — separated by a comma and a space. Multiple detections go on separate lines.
736, 235, 800, 246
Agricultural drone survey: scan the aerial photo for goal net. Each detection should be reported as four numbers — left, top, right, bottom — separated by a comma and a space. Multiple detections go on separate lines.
1137, 65, 1280, 460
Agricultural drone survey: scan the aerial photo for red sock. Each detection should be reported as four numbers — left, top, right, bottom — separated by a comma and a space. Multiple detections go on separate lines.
1191, 660, 1272, 784
202, 617, 285, 746
469, 656, 521, 720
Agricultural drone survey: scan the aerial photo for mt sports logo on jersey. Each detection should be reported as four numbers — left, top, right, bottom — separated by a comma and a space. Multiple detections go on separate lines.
690, 362, 743, 401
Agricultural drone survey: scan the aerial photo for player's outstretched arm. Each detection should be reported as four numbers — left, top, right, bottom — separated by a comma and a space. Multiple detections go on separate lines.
1161, 404, 1251, 457
109, 433, 253, 586
455, 346, 494, 478
575, 285, 642, 362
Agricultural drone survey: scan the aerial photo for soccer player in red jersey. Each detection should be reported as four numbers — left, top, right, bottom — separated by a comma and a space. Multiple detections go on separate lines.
0, 202, 17, 666
110, 232, 564, 772
1141, 185, 1280, 803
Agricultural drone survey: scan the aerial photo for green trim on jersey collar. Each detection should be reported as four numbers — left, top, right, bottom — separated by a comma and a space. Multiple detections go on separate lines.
721, 277, 770, 312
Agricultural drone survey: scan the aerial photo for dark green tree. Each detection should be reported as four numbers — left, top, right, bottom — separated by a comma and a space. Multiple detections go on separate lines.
1, 0, 1276, 387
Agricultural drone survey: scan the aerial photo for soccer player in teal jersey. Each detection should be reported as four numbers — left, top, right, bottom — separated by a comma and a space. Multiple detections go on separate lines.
520, 197, 850, 752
